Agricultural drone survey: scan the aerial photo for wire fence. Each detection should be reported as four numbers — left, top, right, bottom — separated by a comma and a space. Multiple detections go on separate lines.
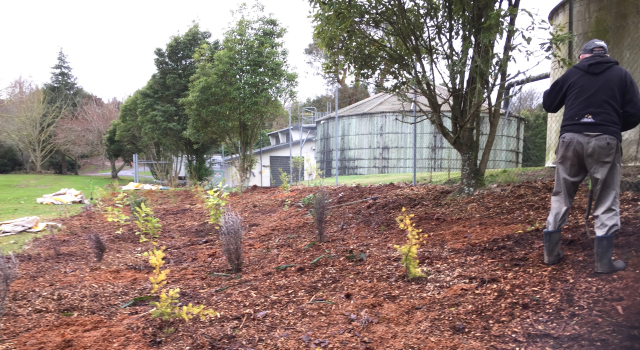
542, 0, 640, 191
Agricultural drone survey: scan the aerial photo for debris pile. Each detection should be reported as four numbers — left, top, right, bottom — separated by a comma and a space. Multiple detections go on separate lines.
36, 188, 89, 205
0, 217, 61, 236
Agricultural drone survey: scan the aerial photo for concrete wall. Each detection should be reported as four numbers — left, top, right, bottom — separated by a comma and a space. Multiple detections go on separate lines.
315, 112, 524, 176
547, 0, 640, 165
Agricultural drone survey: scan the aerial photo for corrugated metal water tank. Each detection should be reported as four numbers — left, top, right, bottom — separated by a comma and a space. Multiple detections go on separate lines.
315, 92, 525, 176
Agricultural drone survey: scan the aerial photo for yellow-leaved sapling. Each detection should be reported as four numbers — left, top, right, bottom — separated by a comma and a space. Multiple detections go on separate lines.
105, 192, 129, 234
278, 168, 290, 191
145, 246, 219, 321
394, 207, 428, 278
203, 182, 229, 229
134, 202, 161, 243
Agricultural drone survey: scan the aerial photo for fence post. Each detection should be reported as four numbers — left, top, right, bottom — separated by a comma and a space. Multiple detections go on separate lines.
413, 85, 417, 186
335, 86, 339, 186
133, 154, 139, 183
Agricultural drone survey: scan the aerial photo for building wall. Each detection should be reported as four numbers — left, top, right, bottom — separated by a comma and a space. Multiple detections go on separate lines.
225, 141, 317, 187
315, 112, 524, 176
547, 0, 640, 166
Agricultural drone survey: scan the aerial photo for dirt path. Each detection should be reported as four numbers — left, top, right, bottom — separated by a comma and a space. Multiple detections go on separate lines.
1, 182, 638, 349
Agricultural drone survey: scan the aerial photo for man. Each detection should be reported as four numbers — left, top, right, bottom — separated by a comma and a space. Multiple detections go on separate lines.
542, 39, 640, 274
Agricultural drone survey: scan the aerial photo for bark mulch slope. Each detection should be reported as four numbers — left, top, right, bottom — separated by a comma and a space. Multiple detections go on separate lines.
1, 181, 638, 350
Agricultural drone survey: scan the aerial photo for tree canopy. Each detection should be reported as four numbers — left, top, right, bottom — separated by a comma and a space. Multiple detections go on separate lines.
183, 3, 297, 186
309, 0, 538, 194
117, 23, 220, 182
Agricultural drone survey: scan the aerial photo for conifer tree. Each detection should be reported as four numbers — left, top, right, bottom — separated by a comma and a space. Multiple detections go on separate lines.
44, 49, 86, 174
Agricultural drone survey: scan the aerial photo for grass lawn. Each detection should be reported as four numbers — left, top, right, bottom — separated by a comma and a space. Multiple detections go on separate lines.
301, 167, 551, 187
0, 174, 133, 253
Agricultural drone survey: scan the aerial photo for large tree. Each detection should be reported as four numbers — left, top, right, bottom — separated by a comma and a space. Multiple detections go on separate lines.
184, 3, 297, 186
0, 78, 67, 173
104, 119, 137, 179
53, 96, 120, 174
309, 0, 540, 194
131, 23, 219, 182
44, 49, 87, 174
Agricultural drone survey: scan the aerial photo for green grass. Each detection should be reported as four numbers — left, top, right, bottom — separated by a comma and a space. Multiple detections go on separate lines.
303, 167, 551, 187
0, 174, 134, 253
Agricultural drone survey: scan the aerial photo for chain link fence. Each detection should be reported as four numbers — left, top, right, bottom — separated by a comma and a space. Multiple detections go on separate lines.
540, 0, 640, 191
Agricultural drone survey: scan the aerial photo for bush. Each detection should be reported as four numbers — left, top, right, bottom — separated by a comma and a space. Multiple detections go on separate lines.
220, 210, 243, 273
0, 143, 23, 174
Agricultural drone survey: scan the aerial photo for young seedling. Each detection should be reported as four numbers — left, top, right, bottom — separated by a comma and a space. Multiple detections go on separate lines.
145, 246, 219, 321
203, 182, 229, 229
105, 192, 129, 234
394, 207, 428, 279
133, 203, 161, 243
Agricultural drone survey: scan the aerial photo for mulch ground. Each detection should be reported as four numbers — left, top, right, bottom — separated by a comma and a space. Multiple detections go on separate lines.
1, 180, 639, 350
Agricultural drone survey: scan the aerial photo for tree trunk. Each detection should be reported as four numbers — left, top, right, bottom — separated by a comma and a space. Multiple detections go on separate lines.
109, 158, 118, 178
459, 149, 482, 195
455, 125, 483, 196
60, 150, 67, 175
73, 158, 79, 175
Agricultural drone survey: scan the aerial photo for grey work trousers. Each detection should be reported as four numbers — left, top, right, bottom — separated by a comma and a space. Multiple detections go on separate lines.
546, 133, 621, 236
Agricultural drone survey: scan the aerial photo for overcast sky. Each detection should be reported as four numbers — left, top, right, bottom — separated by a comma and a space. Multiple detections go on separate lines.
0, 0, 562, 103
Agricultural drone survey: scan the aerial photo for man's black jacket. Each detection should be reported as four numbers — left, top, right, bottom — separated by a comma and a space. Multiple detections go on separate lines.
543, 55, 640, 141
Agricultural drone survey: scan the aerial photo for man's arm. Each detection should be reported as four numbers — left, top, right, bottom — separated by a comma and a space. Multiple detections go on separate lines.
543, 73, 569, 113
621, 74, 640, 132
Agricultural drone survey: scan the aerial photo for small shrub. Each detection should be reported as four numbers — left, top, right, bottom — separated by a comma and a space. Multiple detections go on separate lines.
145, 246, 218, 321
314, 189, 329, 242
87, 233, 107, 262
147, 246, 169, 293
0, 251, 18, 318
278, 169, 290, 191
203, 182, 229, 229
105, 192, 129, 234
394, 207, 427, 279
220, 210, 243, 273
300, 194, 316, 208
133, 203, 161, 243
129, 193, 147, 213
291, 156, 304, 185
305, 158, 325, 186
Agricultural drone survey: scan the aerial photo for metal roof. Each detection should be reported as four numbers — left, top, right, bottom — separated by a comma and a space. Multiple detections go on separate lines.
267, 124, 316, 136
222, 137, 315, 162
316, 86, 511, 121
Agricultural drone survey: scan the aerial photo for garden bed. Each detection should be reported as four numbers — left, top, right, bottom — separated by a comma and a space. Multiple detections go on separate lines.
1, 181, 639, 349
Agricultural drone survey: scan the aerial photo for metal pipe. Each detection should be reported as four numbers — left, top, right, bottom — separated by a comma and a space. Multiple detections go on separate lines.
502, 72, 551, 110
133, 153, 138, 183
288, 107, 292, 177
413, 78, 417, 186
335, 87, 339, 186
260, 133, 263, 187
568, 0, 574, 60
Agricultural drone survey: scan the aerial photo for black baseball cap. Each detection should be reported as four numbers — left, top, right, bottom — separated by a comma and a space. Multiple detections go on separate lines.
580, 39, 608, 57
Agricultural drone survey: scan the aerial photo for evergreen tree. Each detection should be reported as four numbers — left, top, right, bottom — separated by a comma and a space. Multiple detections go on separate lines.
44, 49, 87, 174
